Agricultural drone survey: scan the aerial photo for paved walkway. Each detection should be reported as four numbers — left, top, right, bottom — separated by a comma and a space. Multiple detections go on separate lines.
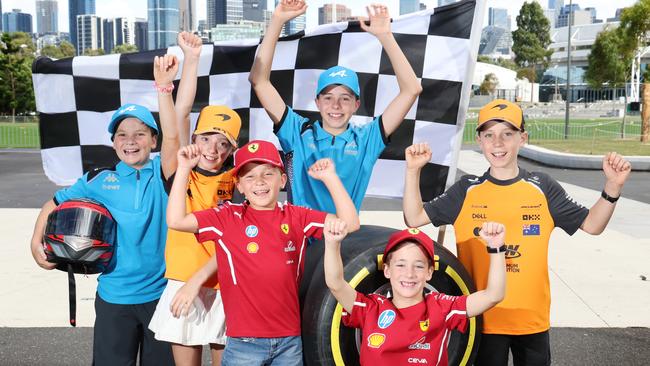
1, 150, 648, 328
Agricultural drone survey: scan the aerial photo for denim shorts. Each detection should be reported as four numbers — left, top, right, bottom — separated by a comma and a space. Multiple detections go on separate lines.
222, 335, 303, 366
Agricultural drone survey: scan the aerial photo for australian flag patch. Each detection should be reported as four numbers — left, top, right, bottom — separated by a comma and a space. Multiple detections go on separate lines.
523, 224, 541, 236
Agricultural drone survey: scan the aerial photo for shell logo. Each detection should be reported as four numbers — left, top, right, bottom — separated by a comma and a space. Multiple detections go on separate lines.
248, 143, 259, 153
367, 333, 386, 348
246, 242, 259, 254
408, 228, 420, 235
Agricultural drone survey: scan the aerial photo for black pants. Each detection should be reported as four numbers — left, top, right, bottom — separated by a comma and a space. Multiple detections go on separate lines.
92, 294, 174, 366
474, 331, 551, 366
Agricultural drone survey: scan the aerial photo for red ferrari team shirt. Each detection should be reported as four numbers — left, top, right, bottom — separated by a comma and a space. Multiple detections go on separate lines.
343, 292, 468, 366
193, 201, 327, 337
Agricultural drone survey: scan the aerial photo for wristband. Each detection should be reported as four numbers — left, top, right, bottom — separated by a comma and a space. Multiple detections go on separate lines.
154, 82, 175, 95
486, 244, 506, 254
601, 190, 619, 203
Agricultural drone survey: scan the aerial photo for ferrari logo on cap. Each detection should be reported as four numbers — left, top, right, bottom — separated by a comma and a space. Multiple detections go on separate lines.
246, 242, 259, 254
408, 228, 420, 235
248, 143, 259, 153
215, 113, 231, 121
419, 319, 429, 331
281, 224, 289, 234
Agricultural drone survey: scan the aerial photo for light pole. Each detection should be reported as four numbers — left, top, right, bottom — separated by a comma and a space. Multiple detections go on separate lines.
564, 0, 572, 139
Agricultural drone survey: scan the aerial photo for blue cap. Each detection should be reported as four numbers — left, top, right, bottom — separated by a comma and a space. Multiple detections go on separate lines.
108, 104, 158, 134
316, 66, 360, 97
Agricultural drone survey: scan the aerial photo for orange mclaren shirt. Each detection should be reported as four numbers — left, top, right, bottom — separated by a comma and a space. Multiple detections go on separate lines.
424, 169, 588, 335
164, 167, 235, 288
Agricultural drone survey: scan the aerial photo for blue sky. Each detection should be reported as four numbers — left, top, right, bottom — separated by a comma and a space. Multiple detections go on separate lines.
2, 0, 638, 33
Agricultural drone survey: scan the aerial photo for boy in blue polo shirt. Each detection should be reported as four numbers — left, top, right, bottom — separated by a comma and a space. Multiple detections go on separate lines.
250, 1, 422, 212
29, 55, 181, 365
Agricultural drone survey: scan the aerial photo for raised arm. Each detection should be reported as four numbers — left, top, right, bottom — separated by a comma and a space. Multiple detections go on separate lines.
166, 145, 201, 232
359, 4, 422, 136
581, 152, 631, 234
323, 218, 357, 313
403, 143, 433, 227
30, 199, 58, 270
249, 0, 307, 123
466, 222, 506, 317
175, 31, 203, 146
154, 54, 181, 179
308, 158, 360, 232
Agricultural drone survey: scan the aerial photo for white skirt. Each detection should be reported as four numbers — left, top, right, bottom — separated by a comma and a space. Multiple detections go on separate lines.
149, 279, 227, 345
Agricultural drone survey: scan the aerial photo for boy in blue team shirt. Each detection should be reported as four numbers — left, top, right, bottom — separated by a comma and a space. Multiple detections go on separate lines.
250, 0, 422, 213
29, 56, 181, 365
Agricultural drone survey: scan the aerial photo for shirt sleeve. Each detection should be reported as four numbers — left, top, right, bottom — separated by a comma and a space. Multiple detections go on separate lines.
358, 115, 388, 160
53, 174, 91, 205
423, 178, 469, 227
341, 292, 375, 329
275, 106, 308, 153
297, 205, 328, 239
193, 206, 226, 243
431, 293, 469, 332
539, 173, 589, 235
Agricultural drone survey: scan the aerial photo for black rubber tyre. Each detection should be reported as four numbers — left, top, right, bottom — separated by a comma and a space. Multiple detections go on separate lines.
301, 225, 480, 366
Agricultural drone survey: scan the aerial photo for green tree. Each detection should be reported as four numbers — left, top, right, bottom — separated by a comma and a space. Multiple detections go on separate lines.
512, 1, 552, 102
477, 55, 518, 71
59, 41, 76, 57
83, 48, 105, 56
0, 32, 36, 116
112, 44, 138, 54
41, 40, 76, 59
619, 0, 650, 142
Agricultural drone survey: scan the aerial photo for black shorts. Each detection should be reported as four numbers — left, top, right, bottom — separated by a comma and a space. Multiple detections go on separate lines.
474, 331, 551, 366
92, 294, 174, 366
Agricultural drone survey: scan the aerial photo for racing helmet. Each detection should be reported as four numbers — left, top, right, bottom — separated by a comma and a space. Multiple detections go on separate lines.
44, 198, 116, 274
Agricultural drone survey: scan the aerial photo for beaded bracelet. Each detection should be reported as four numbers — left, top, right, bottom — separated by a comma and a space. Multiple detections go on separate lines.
154, 82, 175, 95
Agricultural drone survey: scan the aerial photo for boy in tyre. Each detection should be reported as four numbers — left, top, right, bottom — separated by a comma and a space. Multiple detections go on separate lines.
147, 32, 238, 366
249, 0, 422, 213
323, 221, 506, 366
29, 59, 182, 364
403, 99, 632, 365
166, 140, 360, 364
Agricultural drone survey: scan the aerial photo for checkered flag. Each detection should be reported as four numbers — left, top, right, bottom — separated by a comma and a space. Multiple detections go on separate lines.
32, 0, 484, 201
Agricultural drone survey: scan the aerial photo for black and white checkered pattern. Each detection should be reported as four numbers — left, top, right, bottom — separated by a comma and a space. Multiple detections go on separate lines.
33, 0, 484, 201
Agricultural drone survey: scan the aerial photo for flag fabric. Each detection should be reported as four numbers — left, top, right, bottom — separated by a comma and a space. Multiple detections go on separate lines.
32, 0, 484, 201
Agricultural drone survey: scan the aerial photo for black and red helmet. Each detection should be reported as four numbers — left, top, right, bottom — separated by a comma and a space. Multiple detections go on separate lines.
44, 198, 116, 274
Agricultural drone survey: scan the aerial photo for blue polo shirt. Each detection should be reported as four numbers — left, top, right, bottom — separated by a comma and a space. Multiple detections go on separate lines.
54, 156, 169, 304
275, 106, 388, 213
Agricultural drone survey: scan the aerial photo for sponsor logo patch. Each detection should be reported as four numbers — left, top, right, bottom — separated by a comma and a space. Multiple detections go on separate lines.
419, 319, 429, 332
245, 225, 258, 238
377, 310, 396, 329
505, 244, 521, 259
522, 214, 540, 221
281, 223, 289, 234
246, 242, 259, 254
367, 333, 386, 348
522, 224, 540, 236
409, 336, 431, 350
284, 241, 296, 252
408, 357, 428, 364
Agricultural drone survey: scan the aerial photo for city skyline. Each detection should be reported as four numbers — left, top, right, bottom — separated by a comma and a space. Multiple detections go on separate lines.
1, 0, 640, 34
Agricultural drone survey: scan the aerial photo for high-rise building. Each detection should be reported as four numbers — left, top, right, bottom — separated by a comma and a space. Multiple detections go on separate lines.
318, 4, 351, 25
103, 17, 136, 53
207, 0, 243, 28
103, 18, 115, 53
0, 1, 3, 32
557, 4, 590, 27
2, 9, 33, 33
273, 0, 304, 36
584, 7, 597, 23
400, 0, 419, 15
135, 18, 148, 52
210, 20, 264, 41
148, 0, 180, 50
36, 0, 58, 34
488, 8, 509, 30
179, 0, 196, 31
437, 0, 455, 7
548, 0, 564, 12
69, 0, 96, 52
243, 0, 266, 22
77, 14, 102, 54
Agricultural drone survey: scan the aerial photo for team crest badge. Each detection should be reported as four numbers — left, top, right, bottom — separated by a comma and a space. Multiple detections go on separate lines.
246, 242, 259, 254
419, 319, 429, 332
281, 224, 289, 234
248, 143, 259, 153
367, 333, 386, 348
408, 228, 420, 235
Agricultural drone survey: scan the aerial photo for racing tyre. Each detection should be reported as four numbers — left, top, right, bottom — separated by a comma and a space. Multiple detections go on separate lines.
302, 225, 480, 366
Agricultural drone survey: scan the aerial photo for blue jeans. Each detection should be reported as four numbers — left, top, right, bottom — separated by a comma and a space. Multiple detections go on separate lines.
223, 336, 303, 366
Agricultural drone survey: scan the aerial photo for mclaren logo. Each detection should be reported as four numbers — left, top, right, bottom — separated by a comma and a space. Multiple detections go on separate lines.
491, 104, 508, 111
248, 143, 259, 153
214, 113, 231, 121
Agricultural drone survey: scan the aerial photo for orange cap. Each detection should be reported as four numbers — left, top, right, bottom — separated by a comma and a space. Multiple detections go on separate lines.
477, 99, 523, 131
194, 105, 241, 147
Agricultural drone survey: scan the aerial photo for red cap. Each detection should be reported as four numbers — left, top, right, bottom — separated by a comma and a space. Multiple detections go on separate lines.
232, 140, 284, 177
383, 228, 435, 263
